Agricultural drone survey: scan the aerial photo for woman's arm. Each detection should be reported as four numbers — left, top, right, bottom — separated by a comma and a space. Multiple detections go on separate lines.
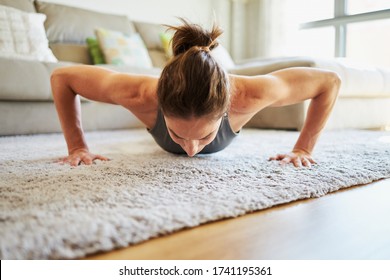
242, 67, 341, 167
50, 65, 157, 166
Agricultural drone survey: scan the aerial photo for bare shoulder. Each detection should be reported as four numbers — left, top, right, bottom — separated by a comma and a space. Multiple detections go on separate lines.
112, 73, 159, 128
104, 72, 158, 110
226, 74, 269, 131
227, 72, 299, 130
228, 74, 272, 115
228, 67, 340, 119
52, 65, 160, 128
52, 65, 159, 112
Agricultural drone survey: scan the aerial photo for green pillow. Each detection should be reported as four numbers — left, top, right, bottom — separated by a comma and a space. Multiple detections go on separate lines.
86, 37, 106, 64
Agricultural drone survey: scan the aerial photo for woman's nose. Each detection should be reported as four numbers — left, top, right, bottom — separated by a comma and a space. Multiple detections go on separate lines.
184, 140, 198, 157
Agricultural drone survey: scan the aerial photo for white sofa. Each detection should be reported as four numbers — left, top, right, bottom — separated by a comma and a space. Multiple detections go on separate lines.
239, 57, 390, 130
1, 0, 390, 136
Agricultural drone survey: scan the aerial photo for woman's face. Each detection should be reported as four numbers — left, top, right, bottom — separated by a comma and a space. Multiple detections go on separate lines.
164, 115, 222, 157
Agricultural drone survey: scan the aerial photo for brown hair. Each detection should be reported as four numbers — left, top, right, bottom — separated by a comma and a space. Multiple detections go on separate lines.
157, 18, 230, 120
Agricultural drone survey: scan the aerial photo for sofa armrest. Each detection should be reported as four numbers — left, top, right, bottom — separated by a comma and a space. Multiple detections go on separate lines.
229, 56, 390, 98
0, 56, 162, 102
50, 43, 92, 64
310, 58, 390, 98
0, 57, 76, 101
228, 56, 315, 76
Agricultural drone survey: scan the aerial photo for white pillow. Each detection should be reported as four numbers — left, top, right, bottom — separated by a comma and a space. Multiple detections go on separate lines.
95, 28, 153, 68
0, 5, 57, 62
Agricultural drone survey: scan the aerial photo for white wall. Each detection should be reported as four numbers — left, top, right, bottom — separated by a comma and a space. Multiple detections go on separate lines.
42, 0, 214, 26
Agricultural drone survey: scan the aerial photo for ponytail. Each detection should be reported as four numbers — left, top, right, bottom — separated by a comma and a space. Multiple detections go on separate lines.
157, 18, 230, 120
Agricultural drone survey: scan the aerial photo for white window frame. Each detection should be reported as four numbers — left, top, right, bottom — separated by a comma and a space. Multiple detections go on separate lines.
300, 0, 390, 57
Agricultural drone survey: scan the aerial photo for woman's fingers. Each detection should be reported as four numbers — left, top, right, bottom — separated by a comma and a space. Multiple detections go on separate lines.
280, 157, 291, 165
80, 154, 104, 165
292, 158, 302, 168
269, 154, 286, 161
95, 154, 110, 161
70, 157, 81, 166
55, 157, 67, 164
269, 152, 315, 168
302, 157, 311, 168
83, 157, 93, 165
56, 153, 109, 167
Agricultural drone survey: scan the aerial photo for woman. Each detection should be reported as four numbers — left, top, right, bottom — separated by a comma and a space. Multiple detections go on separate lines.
51, 19, 341, 167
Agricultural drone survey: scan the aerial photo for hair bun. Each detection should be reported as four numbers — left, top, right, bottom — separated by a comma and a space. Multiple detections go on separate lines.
166, 18, 222, 56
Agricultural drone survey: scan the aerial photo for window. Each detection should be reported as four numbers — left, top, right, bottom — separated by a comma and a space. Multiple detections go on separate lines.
347, 18, 390, 67
347, 0, 390, 15
267, 0, 335, 59
296, 27, 335, 58
291, 0, 334, 22
300, 0, 390, 67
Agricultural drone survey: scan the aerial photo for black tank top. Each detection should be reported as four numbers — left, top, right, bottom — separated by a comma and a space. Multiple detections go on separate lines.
148, 108, 239, 154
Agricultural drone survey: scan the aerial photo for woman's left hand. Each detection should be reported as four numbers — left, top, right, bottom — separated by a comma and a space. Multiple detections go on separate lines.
269, 149, 317, 168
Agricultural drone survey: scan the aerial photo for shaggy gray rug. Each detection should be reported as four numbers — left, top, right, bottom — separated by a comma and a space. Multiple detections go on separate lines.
1, 128, 390, 259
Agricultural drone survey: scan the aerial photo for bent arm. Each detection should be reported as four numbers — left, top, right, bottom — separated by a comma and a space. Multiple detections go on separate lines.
243, 67, 341, 159
268, 68, 341, 154
50, 66, 93, 155
50, 65, 156, 156
292, 75, 340, 154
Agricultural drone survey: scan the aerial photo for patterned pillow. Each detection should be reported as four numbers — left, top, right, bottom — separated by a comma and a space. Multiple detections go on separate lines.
86, 37, 106, 64
95, 28, 153, 67
0, 4, 57, 62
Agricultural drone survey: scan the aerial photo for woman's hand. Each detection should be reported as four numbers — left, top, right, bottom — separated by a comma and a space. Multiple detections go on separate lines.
269, 149, 316, 168
57, 148, 110, 166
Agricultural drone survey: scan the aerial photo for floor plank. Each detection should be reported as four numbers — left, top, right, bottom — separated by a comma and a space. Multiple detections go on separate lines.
86, 178, 390, 260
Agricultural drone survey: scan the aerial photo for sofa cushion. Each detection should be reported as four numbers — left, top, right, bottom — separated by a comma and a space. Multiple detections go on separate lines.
0, 55, 161, 101
246, 97, 390, 131
0, 0, 35, 13
229, 57, 315, 76
312, 58, 390, 98
148, 49, 168, 68
0, 57, 76, 101
50, 43, 92, 64
0, 101, 144, 135
95, 28, 153, 68
133, 21, 168, 51
35, 1, 135, 44
0, 5, 57, 62
231, 56, 390, 98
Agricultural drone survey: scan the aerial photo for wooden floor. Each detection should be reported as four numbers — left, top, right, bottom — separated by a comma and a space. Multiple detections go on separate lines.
86, 178, 390, 260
